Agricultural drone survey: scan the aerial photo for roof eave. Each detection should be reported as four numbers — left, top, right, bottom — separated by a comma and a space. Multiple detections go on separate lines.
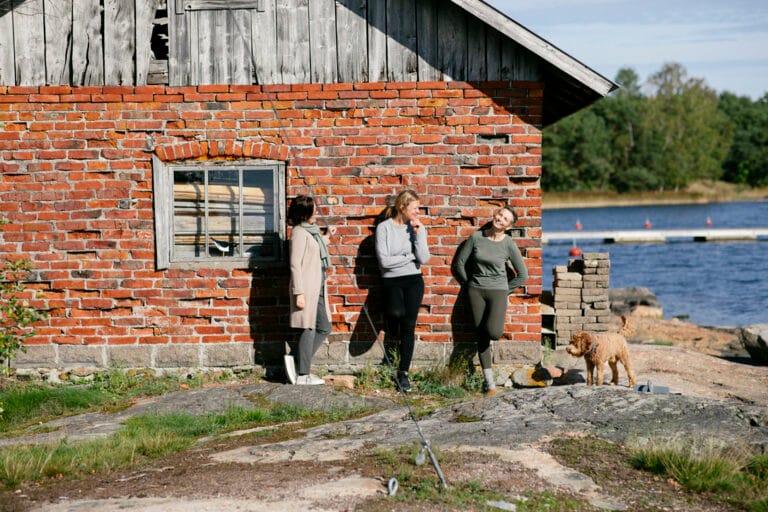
449, 0, 619, 125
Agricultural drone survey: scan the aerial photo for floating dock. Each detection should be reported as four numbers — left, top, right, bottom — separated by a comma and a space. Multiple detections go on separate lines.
543, 228, 768, 244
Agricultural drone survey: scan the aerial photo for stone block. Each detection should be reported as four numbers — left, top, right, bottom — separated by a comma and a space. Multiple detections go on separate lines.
203, 343, 254, 367
253, 341, 285, 367
109, 346, 153, 368
555, 308, 582, 318
583, 309, 609, 319
348, 340, 385, 366
494, 341, 541, 365
324, 340, 350, 363
412, 341, 449, 369
583, 274, 608, 285
554, 289, 581, 300
582, 290, 608, 302
555, 278, 582, 288
583, 258, 598, 267
11, 345, 58, 368
448, 342, 480, 365
59, 345, 106, 368
155, 344, 200, 368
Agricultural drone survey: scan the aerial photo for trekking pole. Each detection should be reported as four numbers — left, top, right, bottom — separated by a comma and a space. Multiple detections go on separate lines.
362, 304, 448, 489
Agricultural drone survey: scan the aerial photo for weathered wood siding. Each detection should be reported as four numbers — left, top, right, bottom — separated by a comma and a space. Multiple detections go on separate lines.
0, 0, 541, 86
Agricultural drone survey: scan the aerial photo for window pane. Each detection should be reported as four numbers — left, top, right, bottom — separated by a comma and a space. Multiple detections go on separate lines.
173, 169, 205, 259
242, 169, 275, 258
208, 169, 240, 256
170, 165, 279, 262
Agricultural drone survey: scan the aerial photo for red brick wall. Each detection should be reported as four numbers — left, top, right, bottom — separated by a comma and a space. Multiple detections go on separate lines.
0, 82, 543, 370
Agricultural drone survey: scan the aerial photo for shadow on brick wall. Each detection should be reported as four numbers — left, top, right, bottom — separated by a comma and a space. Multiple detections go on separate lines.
249, 265, 294, 377
348, 233, 385, 359
449, 239, 479, 370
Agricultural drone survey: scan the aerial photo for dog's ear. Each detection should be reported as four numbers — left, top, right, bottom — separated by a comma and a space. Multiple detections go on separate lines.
579, 332, 594, 350
569, 333, 582, 345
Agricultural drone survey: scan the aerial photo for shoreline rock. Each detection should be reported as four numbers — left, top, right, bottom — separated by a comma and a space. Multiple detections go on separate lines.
740, 324, 768, 365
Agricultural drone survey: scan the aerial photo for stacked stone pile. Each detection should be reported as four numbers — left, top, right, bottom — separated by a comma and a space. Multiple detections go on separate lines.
552, 253, 611, 347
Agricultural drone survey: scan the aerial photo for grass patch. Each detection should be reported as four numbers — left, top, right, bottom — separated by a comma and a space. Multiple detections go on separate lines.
0, 369, 258, 435
362, 446, 592, 511
0, 384, 120, 434
0, 402, 363, 489
354, 355, 484, 399
537, 435, 768, 511
630, 438, 768, 511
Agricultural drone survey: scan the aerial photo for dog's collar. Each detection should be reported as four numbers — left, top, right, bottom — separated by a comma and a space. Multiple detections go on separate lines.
585, 342, 598, 356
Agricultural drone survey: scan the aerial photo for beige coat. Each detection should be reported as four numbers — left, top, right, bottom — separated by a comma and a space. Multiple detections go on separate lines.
289, 225, 331, 329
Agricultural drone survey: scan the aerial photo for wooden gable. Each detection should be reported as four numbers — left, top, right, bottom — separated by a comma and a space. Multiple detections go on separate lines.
0, 0, 616, 125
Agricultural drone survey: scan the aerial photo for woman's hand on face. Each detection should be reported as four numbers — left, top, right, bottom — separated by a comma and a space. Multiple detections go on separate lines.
296, 294, 305, 309
410, 218, 422, 234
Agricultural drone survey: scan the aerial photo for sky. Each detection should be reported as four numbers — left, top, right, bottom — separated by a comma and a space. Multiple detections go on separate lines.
485, 0, 768, 100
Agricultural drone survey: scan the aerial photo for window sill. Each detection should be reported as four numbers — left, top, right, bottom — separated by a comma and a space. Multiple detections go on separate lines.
167, 259, 286, 271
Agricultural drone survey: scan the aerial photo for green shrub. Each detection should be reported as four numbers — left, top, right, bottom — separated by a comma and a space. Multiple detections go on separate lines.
0, 219, 48, 372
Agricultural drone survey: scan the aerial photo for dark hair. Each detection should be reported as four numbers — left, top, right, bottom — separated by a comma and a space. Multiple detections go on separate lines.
287, 195, 315, 226
500, 205, 519, 224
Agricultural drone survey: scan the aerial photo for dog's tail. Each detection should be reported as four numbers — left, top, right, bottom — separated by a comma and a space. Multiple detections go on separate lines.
619, 314, 635, 337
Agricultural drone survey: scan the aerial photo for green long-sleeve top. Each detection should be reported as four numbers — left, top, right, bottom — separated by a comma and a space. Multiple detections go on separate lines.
453, 230, 528, 292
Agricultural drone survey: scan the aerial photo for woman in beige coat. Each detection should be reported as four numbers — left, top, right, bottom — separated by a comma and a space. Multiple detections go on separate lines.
287, 195, 334, 385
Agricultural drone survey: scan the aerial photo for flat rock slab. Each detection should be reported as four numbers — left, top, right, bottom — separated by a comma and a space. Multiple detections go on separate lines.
212, 386, 768, 461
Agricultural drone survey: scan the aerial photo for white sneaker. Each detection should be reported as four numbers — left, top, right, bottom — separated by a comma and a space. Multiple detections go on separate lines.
295, 374, 324, 385
284, 355, 297, 384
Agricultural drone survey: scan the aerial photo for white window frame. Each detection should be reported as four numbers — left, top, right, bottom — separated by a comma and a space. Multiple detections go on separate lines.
152, 156, 286, 269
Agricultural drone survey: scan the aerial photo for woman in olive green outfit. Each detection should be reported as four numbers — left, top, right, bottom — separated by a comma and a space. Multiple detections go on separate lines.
453, 206, 528, 394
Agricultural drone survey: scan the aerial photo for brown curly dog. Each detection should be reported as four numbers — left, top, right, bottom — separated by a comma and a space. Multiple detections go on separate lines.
566, 315, 637, 387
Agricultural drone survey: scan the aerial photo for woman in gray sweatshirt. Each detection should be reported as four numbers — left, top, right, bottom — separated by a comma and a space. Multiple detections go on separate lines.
453, 206, 528, 395
375, 189, 430, 392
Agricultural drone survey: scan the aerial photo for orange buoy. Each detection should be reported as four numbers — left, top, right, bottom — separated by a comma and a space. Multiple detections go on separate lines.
574, 219, 583, 230
706, 216, 713, 227
643, 218, 652, 229
569, 245, 582, 257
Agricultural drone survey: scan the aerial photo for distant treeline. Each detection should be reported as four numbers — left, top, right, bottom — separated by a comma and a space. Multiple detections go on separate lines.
543, 63, 768, 192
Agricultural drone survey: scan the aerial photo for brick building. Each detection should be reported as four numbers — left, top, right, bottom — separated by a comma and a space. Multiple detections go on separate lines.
0, 0, 615, 375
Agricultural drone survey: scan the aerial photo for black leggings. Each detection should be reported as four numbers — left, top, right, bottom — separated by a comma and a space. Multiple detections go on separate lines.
381, 274, 424, 372
467, 287, 509, 369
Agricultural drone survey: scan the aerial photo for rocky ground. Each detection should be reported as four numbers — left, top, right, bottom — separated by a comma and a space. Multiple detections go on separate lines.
1, 315, 767, 512
583, 314, 767, 407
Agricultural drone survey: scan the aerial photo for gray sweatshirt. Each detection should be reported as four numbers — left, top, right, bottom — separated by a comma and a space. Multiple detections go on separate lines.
375, 218, 430, 278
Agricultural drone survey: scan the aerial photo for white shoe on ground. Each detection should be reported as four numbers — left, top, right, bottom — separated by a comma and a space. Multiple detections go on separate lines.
284, 355, 297, 385
295, 374, 324, 385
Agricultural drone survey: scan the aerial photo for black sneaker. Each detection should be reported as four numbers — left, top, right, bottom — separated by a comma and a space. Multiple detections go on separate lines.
396, 372, 411, 393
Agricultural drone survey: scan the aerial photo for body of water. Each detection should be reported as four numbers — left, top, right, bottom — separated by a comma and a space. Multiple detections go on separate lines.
542, 200, 768, 328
